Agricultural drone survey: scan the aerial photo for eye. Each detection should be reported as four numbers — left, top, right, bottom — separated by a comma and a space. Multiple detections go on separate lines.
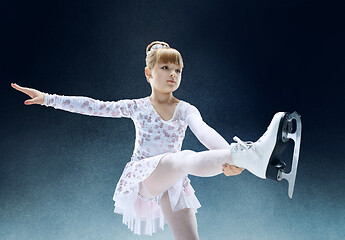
162, 66, 168, 69
176, 69, 181, 73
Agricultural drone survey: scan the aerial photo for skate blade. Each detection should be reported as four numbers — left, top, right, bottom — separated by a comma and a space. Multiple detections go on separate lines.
278, 112, 302, 198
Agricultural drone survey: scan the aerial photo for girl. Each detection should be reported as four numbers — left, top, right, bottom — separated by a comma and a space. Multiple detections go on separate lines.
11, 41, 288, 240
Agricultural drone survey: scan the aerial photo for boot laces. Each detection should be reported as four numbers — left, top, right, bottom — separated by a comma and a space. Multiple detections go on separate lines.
233, 136, 255, 151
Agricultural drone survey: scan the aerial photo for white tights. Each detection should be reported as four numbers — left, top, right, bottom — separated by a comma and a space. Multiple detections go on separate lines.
139, 149, 233, 240
160, 191, 199, 240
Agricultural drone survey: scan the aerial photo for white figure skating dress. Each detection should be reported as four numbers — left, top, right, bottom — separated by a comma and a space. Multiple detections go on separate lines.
41, 94, 205, 235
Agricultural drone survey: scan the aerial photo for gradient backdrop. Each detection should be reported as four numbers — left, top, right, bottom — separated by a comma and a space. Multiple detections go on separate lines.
1, 0, 344, 239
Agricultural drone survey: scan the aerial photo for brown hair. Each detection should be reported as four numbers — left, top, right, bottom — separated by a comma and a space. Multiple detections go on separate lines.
145, 41, 184, 69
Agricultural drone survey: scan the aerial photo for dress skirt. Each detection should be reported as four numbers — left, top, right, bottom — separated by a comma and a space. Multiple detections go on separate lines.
113, 152, 201, 236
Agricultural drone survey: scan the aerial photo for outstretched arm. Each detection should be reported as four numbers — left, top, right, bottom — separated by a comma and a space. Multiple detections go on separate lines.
11, 83, 133, 118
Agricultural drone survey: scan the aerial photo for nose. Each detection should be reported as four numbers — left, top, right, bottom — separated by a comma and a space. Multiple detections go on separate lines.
170, 71, 176, 78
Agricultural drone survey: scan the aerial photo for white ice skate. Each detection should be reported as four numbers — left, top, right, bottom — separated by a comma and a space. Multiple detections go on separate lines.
230, 112, 302, 198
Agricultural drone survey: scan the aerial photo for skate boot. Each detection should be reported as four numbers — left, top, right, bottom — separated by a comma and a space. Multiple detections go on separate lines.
230, 112, 302, 198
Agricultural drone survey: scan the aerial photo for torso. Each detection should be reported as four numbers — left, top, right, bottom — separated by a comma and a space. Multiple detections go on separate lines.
131, 96, 187, 161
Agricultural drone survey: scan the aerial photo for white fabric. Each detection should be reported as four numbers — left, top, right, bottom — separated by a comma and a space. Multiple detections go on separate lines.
42, 94, 229, 235
186, 105, 230, 150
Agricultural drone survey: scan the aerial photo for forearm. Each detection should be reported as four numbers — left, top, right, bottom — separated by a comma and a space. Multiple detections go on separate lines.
187, 115, 230, 150
197, 122, 230, 150
41, 93, 129, 118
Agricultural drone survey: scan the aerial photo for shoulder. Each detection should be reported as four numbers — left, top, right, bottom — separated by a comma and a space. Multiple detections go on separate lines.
117, 97, 147, 114
179, 99, 199, 111
178, 99, 202, 121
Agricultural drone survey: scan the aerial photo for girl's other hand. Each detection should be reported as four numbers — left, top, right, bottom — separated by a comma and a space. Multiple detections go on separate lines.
11, 83, 45, 105
222, 163, 244, 176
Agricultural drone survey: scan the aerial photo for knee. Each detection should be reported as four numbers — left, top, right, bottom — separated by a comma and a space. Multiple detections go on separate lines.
161, 150, 195, 165
160, 150, 196, 172
178, 150, 197, 169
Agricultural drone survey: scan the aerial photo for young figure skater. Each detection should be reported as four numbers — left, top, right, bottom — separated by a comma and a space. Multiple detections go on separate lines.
11, 41, 293, 239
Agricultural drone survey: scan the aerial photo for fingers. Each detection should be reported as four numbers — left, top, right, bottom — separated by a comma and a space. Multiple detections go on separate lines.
25, 96, 43, 105
11, 83, 42, 105
11, 83, 21, 89
11, 83, 36, 96
11, 83, 29, 94
24, 99, 34, 105
222, 163, 244, 176
222, 168, 231, 177
222, 164, 231, 176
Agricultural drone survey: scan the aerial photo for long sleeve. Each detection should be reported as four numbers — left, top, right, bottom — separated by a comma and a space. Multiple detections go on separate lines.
185, 104, 230, 150
40, 93, 134, 118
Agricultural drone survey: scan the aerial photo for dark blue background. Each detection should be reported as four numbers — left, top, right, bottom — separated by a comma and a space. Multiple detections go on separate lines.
1, 0, 344, 239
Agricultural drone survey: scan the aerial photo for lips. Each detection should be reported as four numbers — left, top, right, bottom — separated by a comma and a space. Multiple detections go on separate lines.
167, 80, 176, 83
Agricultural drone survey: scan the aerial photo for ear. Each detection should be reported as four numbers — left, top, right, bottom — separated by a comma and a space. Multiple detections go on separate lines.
145, 67, 152, 78
145, 67, 152, 82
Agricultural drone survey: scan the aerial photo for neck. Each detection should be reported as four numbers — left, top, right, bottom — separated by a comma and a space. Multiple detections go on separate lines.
149, 90, 175, 104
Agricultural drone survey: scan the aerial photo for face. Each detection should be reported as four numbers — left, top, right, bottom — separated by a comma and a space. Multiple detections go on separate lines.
146, 62, 182, 94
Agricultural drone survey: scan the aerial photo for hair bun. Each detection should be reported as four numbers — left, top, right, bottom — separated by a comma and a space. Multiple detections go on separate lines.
146, 41, 170, 55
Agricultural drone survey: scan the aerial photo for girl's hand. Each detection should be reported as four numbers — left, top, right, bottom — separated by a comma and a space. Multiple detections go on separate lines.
222, 163, 244, 176
11, 83, 45, 105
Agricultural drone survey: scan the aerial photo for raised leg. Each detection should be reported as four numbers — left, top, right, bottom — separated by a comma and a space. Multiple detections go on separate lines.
141, 149, 233, 197
139, 112, 302, 199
